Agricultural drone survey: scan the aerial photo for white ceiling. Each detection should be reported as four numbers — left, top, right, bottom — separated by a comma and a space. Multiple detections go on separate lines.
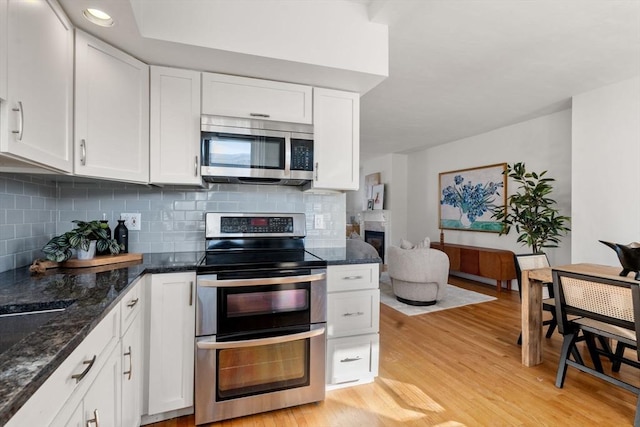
58, 0, 640, 161
362, 0, 640, 159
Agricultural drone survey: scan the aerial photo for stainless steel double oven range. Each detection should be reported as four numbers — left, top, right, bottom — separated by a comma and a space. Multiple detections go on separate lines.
195, 212, 327, 424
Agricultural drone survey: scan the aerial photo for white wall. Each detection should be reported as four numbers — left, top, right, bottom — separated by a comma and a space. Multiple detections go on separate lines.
347, 153, 408, 246
571, 76, 640, 265
406, 109, 573, 267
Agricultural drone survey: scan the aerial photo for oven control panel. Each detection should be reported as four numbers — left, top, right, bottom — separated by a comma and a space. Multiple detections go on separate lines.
220, 216, 294, 233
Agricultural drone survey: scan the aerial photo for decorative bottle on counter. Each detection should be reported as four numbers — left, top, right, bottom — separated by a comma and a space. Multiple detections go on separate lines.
114, 219, 128, 253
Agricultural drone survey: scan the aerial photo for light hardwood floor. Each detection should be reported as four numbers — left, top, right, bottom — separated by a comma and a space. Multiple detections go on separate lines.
150, 276, 638, 427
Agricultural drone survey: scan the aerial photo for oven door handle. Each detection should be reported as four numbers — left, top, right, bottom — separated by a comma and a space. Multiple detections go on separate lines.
197, 327, 325, 350
198, 272, 326, 288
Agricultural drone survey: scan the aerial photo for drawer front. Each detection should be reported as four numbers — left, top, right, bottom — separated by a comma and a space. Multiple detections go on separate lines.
327, 289, 379, 338
327, 264, 379, 292
327, 334, 379, 385
6, 306, 120, 427
120, 276, 143, 334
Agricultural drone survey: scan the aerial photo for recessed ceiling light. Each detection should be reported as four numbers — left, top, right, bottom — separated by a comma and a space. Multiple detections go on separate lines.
82, 8, 114, 27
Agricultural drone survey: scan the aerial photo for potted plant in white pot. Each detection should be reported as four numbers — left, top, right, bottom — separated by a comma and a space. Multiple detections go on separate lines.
42, 220, 122, 262
492, 162, 570, 253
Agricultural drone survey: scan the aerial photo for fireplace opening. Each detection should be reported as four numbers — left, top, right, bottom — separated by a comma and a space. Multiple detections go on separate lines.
364, 230, 385, 263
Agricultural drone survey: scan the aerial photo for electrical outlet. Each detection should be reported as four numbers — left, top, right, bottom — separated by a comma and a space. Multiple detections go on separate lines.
314, 214, 325, 229
120, 213, 141, 231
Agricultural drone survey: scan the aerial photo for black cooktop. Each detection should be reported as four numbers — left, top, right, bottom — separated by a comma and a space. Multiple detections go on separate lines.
198, 238, 326, 273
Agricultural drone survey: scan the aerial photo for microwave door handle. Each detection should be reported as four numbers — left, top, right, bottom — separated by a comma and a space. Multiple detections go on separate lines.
198, 272, 326, 288
197, 327, 325, 350
284, 134, 291, 176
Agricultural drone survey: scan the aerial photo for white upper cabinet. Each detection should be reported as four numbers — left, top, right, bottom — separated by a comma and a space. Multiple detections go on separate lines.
0, 0, 7, 101
0, 0, 73, 172
201, 72, 312, 124
74, 30, 149, 183
150, 66, 202, 185
307, 88, 360, 191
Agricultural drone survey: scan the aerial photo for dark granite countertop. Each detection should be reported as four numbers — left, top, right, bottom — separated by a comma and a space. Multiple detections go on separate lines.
309, 239, 382, 266
0, 246, 378, 424
0, 252, 202, 425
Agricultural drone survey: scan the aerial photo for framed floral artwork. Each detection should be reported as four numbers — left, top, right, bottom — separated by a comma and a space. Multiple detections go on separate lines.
439, 163, 507, 232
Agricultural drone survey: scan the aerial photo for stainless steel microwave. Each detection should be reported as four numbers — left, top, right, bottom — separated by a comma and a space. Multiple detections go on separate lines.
201, 115, 314, 185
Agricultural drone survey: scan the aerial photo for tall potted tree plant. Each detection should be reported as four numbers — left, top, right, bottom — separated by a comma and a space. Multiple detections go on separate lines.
492, 162, 570, 253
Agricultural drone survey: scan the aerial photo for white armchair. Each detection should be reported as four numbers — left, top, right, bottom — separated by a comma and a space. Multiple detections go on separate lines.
387, 245, 450, 306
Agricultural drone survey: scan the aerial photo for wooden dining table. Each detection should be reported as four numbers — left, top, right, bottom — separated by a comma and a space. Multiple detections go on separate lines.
520, 263, 637, 366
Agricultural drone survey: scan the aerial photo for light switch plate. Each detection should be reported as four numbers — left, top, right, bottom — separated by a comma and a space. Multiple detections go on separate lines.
120, 213, 141, 231
314, 214, 325, 229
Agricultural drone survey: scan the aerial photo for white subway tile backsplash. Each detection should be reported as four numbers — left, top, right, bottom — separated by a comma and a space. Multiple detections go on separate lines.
0, 174, 346, 272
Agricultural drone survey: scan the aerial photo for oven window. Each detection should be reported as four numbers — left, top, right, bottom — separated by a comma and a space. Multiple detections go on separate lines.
227, 289, 308, 317
218, 283, 311, 334
217, 338, 310, 400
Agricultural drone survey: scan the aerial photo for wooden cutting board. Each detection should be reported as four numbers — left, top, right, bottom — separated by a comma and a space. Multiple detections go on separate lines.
63, 253, 143, 268
30, 253, 143, 273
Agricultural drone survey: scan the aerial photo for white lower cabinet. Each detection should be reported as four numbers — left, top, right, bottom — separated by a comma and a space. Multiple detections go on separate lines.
81, 343, 122, 426
326, 263, 380, 390
327, 333, 380, 386
146, 272, 196, 416
121, 285, 144, 427
52, 343, 122, 427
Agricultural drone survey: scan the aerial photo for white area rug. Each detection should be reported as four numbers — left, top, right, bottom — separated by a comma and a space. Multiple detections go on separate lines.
379, 272, 496, 316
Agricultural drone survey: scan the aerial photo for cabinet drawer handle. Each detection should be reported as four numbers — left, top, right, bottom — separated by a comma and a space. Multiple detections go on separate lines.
11, 101, 24, 141
340, 356, 362, 363
71, 355, 96, 383
127, 298, 139, 308
80, 139, 87, 165
123, 345, 132, 380
342, 275, 363, 280
342, 311, 365, 317
249, 112, 270, 118
87, 408, 100, 427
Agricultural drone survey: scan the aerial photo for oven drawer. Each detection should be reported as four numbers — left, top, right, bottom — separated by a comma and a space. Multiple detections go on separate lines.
327, 264, 379, 292
326, 333, 379, 386
327, 289, 379, 338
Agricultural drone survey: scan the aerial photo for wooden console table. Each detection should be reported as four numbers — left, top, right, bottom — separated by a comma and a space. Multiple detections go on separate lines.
431, 243, 516, 292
